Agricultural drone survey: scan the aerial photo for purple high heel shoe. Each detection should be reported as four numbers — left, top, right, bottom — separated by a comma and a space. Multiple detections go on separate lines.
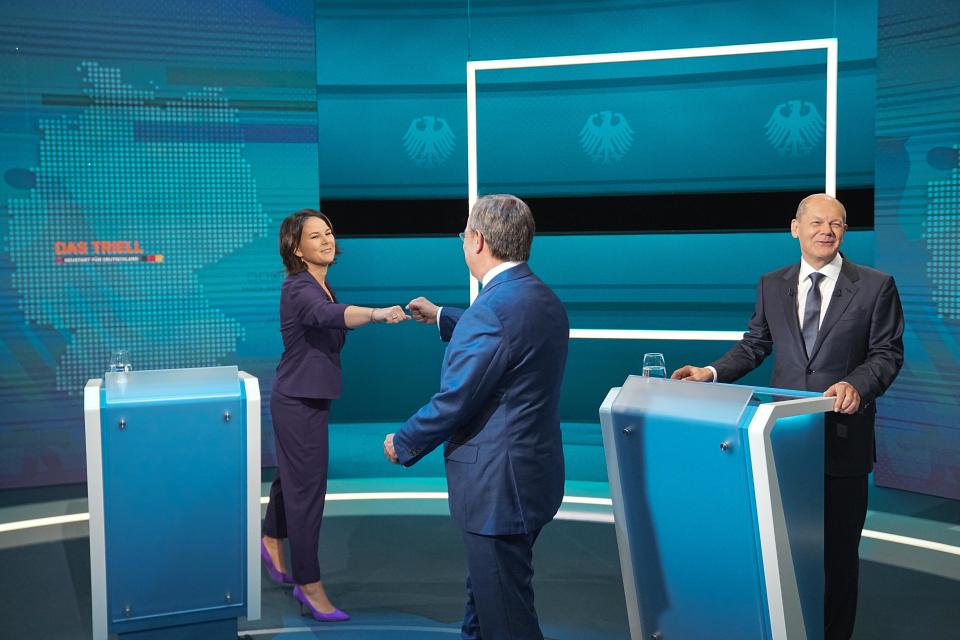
260, 539, 294, 584
292, 585, 350, 622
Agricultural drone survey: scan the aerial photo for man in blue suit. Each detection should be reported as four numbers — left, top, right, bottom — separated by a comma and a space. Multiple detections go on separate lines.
384, 194, 570, 640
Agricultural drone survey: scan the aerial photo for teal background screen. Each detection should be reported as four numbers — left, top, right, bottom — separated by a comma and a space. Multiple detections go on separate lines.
6, 1, 957, 502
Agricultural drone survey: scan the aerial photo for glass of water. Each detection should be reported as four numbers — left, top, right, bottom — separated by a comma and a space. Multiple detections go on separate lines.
642, 352, 667, 378
108, 350, 131, 373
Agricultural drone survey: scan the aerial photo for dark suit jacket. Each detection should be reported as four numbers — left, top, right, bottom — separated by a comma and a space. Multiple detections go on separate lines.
272, 270, 349, 399
393, 263, 570, 535
711, 258, 904, 476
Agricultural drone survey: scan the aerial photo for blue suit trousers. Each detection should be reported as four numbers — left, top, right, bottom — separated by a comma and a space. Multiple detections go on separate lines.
460, 527, 544, 640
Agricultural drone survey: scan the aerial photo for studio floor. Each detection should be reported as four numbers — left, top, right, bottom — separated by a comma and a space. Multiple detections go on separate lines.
1, 477, 957, 639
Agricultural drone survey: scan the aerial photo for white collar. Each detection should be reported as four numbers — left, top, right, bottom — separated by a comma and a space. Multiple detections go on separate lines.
482, 261, 522, 287
799, 253, 843, 282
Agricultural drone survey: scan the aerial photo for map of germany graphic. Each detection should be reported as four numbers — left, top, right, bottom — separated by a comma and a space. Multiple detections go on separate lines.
8, 62, 267, 394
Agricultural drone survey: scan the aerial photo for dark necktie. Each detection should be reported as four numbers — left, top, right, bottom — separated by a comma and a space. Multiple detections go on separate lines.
802, 272, 825, 358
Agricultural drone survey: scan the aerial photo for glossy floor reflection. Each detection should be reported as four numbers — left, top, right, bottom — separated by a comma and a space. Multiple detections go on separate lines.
242, 515, 628, 640
0, 478, 957, 639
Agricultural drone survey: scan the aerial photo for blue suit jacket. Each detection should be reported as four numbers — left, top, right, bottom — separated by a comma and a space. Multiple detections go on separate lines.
272, 270, 349, 399
393, 263, 570, 535
711, 258, 904, 476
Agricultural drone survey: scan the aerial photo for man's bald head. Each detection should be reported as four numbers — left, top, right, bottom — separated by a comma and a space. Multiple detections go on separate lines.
795, 193, 847, 223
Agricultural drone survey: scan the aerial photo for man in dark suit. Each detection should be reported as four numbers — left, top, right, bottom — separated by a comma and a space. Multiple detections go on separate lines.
384, 194, 570, 640
672, 193, 904, 640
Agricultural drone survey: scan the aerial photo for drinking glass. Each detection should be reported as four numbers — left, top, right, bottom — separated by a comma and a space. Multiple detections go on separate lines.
642, 352, 667, 378
108, 350, 131, 373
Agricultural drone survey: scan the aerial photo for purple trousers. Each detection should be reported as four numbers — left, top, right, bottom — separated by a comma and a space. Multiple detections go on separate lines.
262, 389, 331, 585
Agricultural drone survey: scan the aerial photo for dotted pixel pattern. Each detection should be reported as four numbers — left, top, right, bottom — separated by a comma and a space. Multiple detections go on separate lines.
925, 143, 960, 321
8, 62, 267, 394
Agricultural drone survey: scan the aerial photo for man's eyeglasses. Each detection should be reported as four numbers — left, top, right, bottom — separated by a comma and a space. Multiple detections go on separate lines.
458, 232, 466, 242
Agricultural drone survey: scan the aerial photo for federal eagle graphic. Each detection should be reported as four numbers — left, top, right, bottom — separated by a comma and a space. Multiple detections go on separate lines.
765, 100, 825, 157
402, 115, 456, 167
579, 110, 634, 164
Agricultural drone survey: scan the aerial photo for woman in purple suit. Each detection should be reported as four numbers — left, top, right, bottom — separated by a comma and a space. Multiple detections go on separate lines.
260, 209, 409, 621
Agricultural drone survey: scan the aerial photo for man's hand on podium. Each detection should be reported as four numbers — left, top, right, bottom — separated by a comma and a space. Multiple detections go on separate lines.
670, 365, 714, 382
824, 381, 861, 414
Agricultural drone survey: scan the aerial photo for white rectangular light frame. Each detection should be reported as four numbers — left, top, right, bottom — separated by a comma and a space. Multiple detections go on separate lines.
466, 38, 838, 341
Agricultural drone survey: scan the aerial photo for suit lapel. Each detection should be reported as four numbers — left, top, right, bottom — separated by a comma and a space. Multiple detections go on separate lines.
808, 259, 860, 362
779, 264, 807, 358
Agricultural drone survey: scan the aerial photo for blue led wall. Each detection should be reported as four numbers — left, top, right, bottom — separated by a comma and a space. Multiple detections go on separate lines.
8, 1, 954, 497
316, 0, 877, 199
873, 0, 960, 500
0, 0, 319, 487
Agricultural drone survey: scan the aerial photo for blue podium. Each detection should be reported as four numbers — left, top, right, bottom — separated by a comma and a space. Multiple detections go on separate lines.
83, 366, 261, 640
599, 375, 835, 640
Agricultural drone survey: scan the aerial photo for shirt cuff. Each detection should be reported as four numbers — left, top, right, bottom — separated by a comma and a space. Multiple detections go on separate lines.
706, 365, 718, 382
436, 306, 443, 337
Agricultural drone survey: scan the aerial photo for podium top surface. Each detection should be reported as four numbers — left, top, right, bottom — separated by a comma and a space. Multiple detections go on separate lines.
99, 365, 241, 404
610, 375, 824, 427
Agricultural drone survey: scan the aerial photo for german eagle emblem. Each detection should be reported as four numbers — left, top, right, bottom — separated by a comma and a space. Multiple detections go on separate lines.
765, 100, 824, 157
579, 110, 634, 164
402, 115, 456, 167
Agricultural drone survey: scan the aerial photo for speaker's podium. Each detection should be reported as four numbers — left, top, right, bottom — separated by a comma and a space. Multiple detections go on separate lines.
599, 375, 835, 640
83, 366, 261, 640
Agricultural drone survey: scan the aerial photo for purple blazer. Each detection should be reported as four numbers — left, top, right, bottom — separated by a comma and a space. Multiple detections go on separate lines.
272, 270, 349, 400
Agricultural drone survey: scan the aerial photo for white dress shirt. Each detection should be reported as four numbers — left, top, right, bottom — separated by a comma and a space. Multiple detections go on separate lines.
797, 253, 843, 330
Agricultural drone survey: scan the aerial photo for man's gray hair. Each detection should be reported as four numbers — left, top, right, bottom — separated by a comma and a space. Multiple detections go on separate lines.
468, 194, 535, 262
796, 193, 847, 223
